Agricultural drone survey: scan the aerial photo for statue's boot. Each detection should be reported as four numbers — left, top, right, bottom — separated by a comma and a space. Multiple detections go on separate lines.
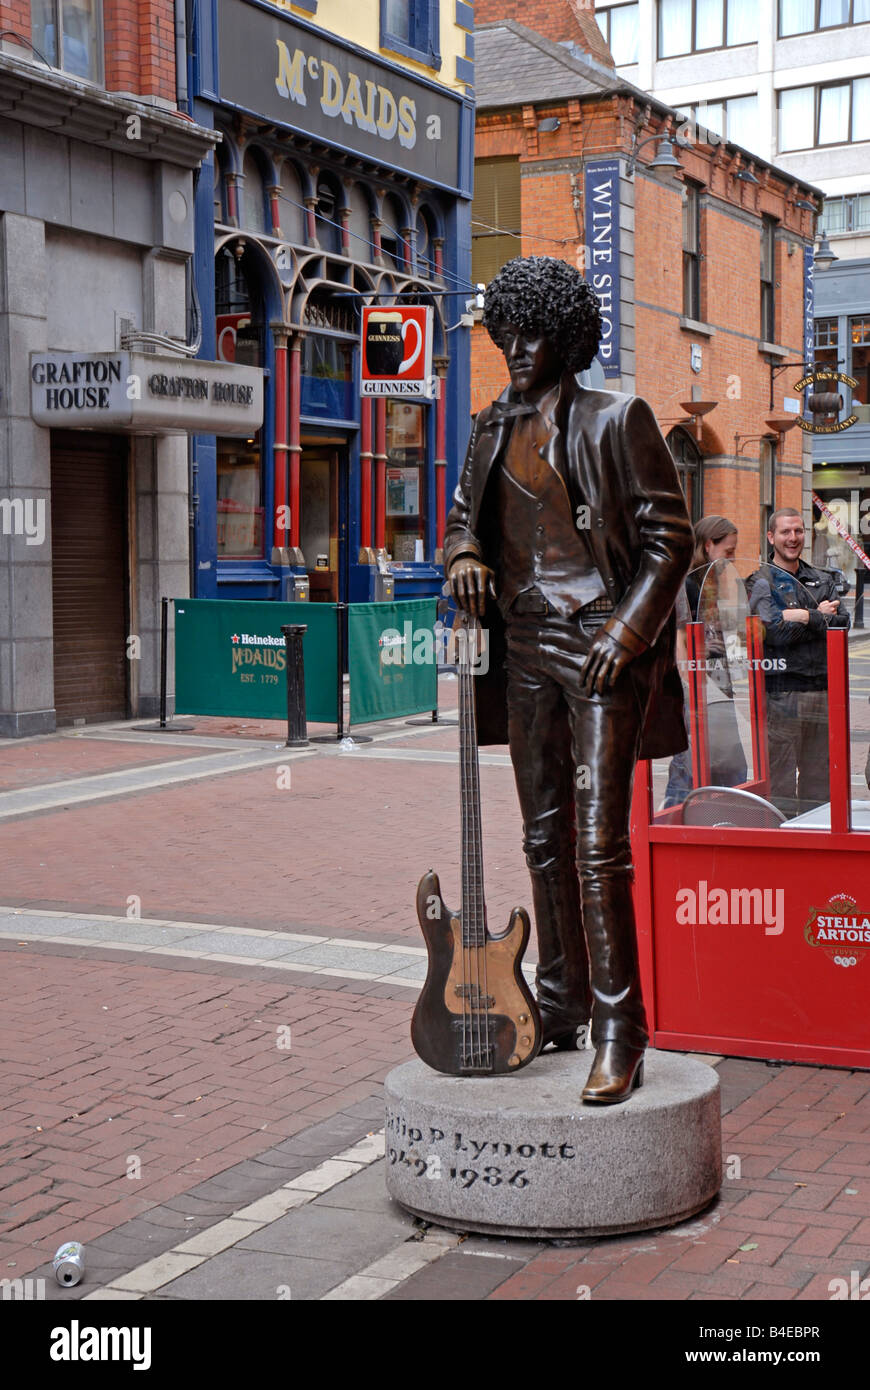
530, 863, 592, 1051
576, 854, 648, 1103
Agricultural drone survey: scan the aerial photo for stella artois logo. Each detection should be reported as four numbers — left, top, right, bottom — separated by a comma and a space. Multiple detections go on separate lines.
803, 893, 870, 969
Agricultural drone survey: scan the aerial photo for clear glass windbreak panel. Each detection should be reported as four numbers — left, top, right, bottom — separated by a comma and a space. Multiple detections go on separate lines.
849, 574, 870, 831
650, 560, 758, 824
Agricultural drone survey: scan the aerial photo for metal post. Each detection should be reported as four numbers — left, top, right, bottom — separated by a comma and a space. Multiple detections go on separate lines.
281, 624, 308, 748
336, 602, 347, 739
159, 596, 169, 729
827, 627, 851, 834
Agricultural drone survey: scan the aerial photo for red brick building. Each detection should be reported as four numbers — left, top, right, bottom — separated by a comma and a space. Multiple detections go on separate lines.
471, 20, 823, 571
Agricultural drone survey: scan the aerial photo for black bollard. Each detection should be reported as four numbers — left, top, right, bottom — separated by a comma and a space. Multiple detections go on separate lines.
281, 624, 308, 747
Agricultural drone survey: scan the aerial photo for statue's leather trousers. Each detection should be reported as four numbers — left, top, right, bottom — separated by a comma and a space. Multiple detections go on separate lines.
505, 613, 649, 1050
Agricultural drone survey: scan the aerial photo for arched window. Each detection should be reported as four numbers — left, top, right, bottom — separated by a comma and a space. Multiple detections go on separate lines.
347, 183, 373, 262
381, 193, 407, 269
314, 174, 342, 254
667, 426, 702, 524
241, 150, 267, 235
278, 162, 305, 244
215, 246, 265, 559
416, 205, 437, 278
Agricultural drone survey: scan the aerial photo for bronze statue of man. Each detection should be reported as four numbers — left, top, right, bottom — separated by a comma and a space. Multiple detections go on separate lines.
445, 256, 693, 1103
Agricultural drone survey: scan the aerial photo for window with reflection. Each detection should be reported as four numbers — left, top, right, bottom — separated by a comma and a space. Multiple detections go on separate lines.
385, 400, 427, 561
215, 248, 265, 560
32, 0, 103, 81
658, 0, 756, 56
241, 151, 267, 235
300, 335, 354, 421
779, 0, 870, 34
597, 4, 640, 64
851, 317, 870, 404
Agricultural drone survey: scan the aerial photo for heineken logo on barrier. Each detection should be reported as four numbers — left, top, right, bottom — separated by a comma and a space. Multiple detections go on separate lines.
803, 893, 870, 968
230, 631, 287, 683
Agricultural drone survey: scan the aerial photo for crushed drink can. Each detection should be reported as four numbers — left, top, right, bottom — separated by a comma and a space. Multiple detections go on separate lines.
53, 1240, 85, 1287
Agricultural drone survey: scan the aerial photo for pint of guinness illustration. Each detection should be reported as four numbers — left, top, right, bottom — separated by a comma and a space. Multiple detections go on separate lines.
365, 312, 405, 377
364, 311, 424, 378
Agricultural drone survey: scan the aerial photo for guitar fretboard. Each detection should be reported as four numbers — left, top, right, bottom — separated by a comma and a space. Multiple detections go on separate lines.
458, 615, 487, 949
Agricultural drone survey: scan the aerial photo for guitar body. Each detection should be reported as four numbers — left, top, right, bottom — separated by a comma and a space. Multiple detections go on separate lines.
412, 870, 542, 1076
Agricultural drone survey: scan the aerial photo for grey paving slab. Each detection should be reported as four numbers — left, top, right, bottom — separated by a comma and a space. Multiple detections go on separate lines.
382, 1247, 522, 1301
190, 932, 314, 960
157, 1248, 349, 1301
272, 943, 416, 972
314, 1158, 409, 1221
234, 1199, 411, 1268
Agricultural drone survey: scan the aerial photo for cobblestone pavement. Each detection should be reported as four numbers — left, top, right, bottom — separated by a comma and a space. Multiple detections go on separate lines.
1, 679, 869, 1307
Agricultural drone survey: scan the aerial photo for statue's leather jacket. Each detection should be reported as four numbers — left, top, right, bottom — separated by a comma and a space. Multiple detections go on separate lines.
444, 373, 694, 759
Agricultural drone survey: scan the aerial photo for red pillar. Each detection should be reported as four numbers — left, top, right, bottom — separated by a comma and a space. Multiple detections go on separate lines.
289, 335, 303, 552
225, 174, 239, 226
340, 209, 351, 256
374, 399, 387, 550
371, 218, 383, 264
305, 197, 318, 246
272, 330, 289, 552
359, 397, 373, 551
433, 238, 444, 280
269, 185, 281, 237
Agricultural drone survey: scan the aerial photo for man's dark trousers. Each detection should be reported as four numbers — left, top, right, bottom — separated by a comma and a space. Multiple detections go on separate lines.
505, 609, 649, 1050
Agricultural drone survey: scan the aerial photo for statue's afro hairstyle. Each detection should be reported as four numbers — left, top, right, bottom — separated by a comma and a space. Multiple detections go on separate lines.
482, 256, 603, 374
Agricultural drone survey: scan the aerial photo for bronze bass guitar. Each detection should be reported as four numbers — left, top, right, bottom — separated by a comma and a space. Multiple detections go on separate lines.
411, 615, 542, 1076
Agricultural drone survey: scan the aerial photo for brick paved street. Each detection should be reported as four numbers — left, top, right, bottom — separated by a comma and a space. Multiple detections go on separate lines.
1, 684, 869, 1318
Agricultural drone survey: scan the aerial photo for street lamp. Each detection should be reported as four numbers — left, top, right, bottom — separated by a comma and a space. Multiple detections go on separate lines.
814, 233, 839, 271
626, 134, 683, 178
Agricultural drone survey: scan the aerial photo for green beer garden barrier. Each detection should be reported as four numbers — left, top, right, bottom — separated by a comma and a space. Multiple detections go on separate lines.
348, 598, 438, 726
172, 596, 438, 731
174, 598, 338, 723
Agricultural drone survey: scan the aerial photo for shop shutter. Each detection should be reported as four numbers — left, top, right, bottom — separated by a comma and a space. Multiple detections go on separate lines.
471, 157, 522, 287
50, 433, 129, 723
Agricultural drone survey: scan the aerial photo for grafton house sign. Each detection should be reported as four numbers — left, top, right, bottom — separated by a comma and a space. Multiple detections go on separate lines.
30, 353, 263, 435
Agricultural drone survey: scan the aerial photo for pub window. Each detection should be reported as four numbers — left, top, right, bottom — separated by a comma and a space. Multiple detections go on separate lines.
278, 161, 306, 244
850, 317, 870, 404
597, 4, 640, 64
385, 400, 427, 561
760, 216, 776, 343
814, 317, 839, 373
241, 151, 268, 235
381, 0, 441, 70
215, 248, 265, 560
31, 0, 103, 82
682, 181, 702, 321
315, 175, 342, 255
381, 194, 407, 270
779, 0, 870, 36
471, 157, 521, 287
658, 0, 756, 57
347, 183, 374, 262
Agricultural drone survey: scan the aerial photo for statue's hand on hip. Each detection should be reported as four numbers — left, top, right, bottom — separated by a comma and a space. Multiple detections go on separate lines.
449, 557, 496, 618
580, 619, 647, 696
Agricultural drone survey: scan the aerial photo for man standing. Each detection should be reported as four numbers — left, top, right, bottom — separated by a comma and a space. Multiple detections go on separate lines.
445, 257, 693, 1103
749, 507, 850, 817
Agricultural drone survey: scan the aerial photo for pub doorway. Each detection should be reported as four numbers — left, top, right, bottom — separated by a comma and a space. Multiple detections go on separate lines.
300, 436, 349, 603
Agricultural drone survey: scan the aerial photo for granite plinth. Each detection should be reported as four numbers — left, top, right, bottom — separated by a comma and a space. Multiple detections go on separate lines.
384, 1050, 721, 1238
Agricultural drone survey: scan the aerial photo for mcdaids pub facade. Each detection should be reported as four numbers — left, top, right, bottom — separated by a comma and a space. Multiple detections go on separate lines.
187, 0, 474, 603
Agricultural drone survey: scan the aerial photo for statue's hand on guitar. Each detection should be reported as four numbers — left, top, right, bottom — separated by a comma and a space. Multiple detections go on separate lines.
448, 556, 496, 618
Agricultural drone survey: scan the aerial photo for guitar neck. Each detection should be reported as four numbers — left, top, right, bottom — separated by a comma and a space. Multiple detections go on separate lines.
458, 616, 487, 949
